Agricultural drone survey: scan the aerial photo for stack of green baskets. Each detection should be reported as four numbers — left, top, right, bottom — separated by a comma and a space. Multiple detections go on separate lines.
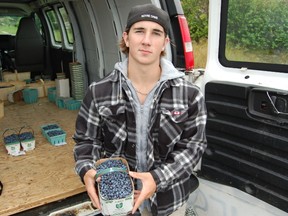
41, 123, 66, 146
47, 87, 56, 102
69, 62, 85, 100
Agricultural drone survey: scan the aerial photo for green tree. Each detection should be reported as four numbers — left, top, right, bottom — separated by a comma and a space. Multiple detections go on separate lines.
181, 0, 209, 42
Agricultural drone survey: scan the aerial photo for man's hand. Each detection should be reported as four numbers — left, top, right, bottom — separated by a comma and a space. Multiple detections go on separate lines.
83, 169, 101, 210
129, 171, 156, 214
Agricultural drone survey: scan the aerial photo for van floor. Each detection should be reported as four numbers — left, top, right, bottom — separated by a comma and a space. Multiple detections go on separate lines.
0, 97, 86, 216
0, 97, 188, 216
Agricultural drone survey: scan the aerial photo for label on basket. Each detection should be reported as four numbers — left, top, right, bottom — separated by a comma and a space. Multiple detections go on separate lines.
5, 143, 25, 156
21, 140, 36, 151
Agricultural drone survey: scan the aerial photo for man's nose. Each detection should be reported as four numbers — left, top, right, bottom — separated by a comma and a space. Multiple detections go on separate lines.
142, 32, 151, 45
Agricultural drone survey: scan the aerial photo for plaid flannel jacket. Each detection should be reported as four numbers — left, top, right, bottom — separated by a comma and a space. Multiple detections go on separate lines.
73, 68, 207, 215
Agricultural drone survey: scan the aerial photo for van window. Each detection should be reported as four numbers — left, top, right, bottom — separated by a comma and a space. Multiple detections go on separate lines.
219, 0, 288, 72
0, 15, 22, 35
59, 7, 74, 44
45, 6, 73, 49
46, 9, 62, 43
0, 12, 42, 35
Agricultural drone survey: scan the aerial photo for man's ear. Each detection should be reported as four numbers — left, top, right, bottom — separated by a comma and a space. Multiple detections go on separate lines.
162, 37, 170, 50
165, 36, 170, 46
123, 32, 129, 47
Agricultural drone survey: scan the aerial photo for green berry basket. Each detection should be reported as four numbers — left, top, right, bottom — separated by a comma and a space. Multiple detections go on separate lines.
22, 88, 38, 104
65, 99, 81, 110
47, 87, 56, 102
40, 123, 60, 138
46, 129, 66, 146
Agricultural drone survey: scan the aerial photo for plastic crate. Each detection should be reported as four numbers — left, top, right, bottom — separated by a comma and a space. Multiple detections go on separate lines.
47, 87, 56, 102
65, 99, 81, 110
22, 88, 38, 104
56, 97, 73, 109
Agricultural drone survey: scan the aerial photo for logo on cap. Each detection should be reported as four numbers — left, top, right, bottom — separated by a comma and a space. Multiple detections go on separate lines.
141, 14, 159, 20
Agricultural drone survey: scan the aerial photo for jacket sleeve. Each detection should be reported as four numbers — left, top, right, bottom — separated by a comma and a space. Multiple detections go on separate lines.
150, 86, 207, 191
73, 84, 103, 182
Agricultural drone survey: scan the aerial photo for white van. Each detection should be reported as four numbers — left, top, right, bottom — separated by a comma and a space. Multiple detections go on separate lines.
192, 0, 288, 215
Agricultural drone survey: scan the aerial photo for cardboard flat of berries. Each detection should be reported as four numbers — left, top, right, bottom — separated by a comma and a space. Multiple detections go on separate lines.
95, 157, 134, 216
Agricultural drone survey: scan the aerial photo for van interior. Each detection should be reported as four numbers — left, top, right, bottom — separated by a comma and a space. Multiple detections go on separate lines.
0, 0, 195, 215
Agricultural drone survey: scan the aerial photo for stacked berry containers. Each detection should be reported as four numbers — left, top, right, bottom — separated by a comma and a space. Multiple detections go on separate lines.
95, 157, 134, 216
41, 123, 66, 146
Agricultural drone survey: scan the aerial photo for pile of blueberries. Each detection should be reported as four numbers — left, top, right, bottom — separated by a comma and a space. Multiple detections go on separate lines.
96, 159, 133, 200
47, 130, 65, 137
4, 134, 19, 144
19, 132, 34, 141
42, 124, 59, 131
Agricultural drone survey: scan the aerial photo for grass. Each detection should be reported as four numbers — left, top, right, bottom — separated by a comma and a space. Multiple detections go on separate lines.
192, 39, 208, 69
0, 27, 17, 35
192, 38, 288, 69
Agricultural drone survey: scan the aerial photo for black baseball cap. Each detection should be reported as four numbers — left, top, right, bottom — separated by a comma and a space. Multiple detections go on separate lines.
126, 4, 170, 34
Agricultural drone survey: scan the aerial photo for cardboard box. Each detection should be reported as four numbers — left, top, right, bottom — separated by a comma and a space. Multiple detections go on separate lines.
3, 71, 31, 82
56, 78, 70, 97
0, 82, 15, 101
43, 80, 56, 96
95, 157, 134, 216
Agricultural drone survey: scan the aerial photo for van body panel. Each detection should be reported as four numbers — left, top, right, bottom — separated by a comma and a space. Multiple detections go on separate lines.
194, 179, 287, 216
196, 0, 288, 215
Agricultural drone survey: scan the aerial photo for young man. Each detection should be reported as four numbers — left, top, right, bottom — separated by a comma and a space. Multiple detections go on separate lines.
73, 4, 207, 216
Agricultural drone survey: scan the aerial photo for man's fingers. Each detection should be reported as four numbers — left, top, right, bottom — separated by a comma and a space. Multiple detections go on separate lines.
83, 169, 101, 210
86, 182, 101, 210
132, 191, 146, 214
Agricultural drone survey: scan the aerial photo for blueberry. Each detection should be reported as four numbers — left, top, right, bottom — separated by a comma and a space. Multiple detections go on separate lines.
43, 124, 59, 131
4, 134, 19, 144
19, 132, 34, 141
47, 130, 65, 137
96, 159, 133, 200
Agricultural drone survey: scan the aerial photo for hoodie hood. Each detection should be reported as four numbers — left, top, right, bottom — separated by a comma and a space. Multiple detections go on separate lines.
114, 58, 184, 81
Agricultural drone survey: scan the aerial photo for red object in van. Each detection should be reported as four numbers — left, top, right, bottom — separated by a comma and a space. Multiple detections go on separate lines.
178, 15, 194, 71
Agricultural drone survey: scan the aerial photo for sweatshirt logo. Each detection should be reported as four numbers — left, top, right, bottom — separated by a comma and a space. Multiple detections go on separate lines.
171, 111, 182, 116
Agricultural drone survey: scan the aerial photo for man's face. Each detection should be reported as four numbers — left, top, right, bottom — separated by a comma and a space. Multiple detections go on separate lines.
123, 21, 169, 65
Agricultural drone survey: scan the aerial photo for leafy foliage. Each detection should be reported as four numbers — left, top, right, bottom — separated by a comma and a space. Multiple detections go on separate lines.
181, 0, 209, 42
227, 0, 288, 51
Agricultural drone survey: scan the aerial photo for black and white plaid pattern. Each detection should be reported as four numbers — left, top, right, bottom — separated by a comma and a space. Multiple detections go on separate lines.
73, 60, 207, 215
